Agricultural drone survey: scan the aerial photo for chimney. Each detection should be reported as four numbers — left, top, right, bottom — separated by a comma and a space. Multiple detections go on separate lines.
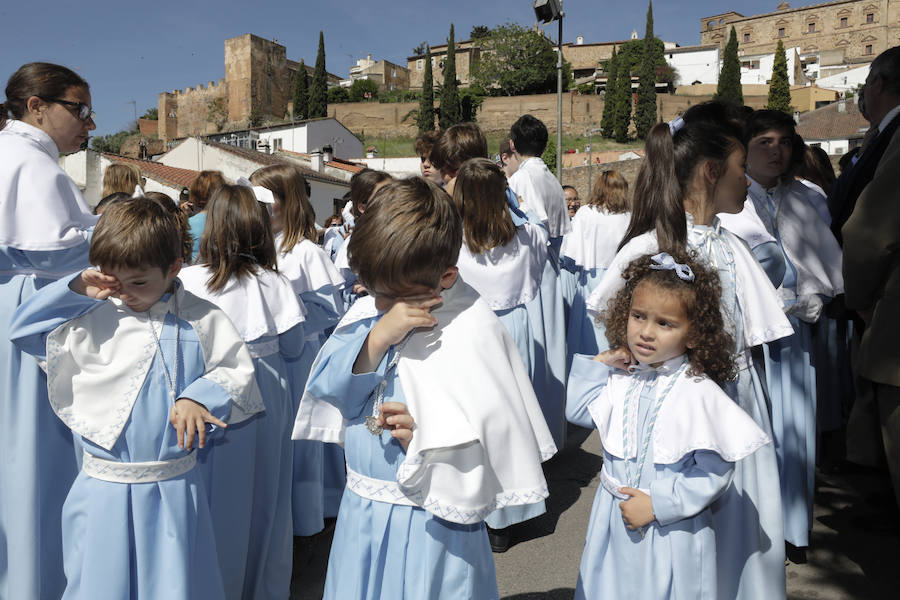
576, 36, 584, 45
838, 99, 846, 113
322, 145, 334, 163
310, 148, 324, 172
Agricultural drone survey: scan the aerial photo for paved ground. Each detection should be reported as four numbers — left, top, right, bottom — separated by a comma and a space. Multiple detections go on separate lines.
291, 425, 900, 599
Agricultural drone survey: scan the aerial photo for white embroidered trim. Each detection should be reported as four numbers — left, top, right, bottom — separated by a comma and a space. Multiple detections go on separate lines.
346, 467, 418, 507
82, 450, 196, 483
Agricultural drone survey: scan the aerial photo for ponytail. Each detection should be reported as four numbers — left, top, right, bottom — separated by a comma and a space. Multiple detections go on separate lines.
3, 62, 89, 131
0, 101, 7, 130
619, 123, 685, 252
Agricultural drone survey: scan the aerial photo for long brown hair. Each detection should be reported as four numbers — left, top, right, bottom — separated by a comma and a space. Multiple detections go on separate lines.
453, 158, 516, 254
588, 170, 629, 213
349, 169, 392, 218
188, 170, 225, 212
618, 123, 685, 252
144, 191, 193, 263
198, 184, 277, 292
250, 163, 317, 253
2, 62, 89, 130
102, 163, 143, 197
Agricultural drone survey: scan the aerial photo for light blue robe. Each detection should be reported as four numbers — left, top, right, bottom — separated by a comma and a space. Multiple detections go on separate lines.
306, 317, 498, 600
9, 275, 231, 600
567, 356, 733, 600
0, 244, 90, 599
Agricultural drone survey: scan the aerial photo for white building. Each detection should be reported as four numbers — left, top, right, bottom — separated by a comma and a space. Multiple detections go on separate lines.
666, 45, 721, 86
200, 117, 363, 160
816, 63, 871, 94
158, 137, 350, 223
739, 46, 805, 86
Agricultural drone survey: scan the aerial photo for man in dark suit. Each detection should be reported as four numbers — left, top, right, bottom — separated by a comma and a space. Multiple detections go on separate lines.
840, 46, 900, 508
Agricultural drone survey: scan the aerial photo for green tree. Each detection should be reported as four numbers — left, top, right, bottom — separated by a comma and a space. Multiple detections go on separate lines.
614, 60, 633, 143
438, 24, 461, 129
470, 25, 490, 40
293, 60, 309, 119
541, 137, 557, 176
327, 86, 349, 103
601, 48, 619, 138
349, 79, 379, 102
417, 46, 435, 132
767, 40, 792, 114
90, 128, 136, 154
140, 107, 158, 120
714, 27, 743, 105
615, 37, 665, 75
412, 41, 427, 56
470, 22, 570, 96
308, 31, 328, 118
634, 1, 658, 139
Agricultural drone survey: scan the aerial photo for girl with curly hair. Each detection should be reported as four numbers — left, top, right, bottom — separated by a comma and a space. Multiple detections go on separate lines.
584, 116, 794, 600
567, 251, 770, 600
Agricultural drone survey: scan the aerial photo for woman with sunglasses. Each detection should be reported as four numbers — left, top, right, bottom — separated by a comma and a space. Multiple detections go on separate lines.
0, 62, 98, 599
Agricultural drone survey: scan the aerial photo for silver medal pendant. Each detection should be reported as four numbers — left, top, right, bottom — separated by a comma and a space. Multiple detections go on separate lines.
365, 415, 383, 435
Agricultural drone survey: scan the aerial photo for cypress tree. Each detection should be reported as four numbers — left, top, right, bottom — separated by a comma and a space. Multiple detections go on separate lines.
714, 27, 744, 106
292, 60, 309, 121
308, 31, 328, 118
614, 60, 632, 143
417, 46, 435, 132
767, 40, 792, 114
600, 47, 619, 139
438, 24, 461, 129
634, 1, 658, 139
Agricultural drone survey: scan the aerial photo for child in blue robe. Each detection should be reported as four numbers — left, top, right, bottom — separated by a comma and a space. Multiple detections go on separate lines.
293, 177, 556, 599
568, 252, 769, 599
180, 183, 305, 600
10, 198, 262, 600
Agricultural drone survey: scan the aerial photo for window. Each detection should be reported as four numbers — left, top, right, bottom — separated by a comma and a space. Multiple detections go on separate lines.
865, 44, 873, 55
416, 59, 423, 71
866, 13, 874, 24
272, 138, 282, 151
840, 17, 848, 27
808, 23, 815, 33
741, 60, 760, 70
778, 27, 785, 37
744, 33, 750, 42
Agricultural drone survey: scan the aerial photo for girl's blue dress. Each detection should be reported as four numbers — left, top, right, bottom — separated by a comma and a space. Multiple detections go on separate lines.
567, 356, 734, 600
306, 318, 498, 600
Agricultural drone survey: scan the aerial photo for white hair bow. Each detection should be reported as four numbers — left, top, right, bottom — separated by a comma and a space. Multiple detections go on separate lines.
650, 252, 694, 282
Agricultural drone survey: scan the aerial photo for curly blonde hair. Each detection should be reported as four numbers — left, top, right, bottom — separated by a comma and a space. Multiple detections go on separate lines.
601, 250, 737, 384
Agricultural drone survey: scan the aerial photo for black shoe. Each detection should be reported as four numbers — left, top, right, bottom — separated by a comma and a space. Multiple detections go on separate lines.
487, 526, 510, 553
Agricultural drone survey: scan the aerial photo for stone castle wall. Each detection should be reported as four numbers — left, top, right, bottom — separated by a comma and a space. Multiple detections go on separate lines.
157, 80, 228, 141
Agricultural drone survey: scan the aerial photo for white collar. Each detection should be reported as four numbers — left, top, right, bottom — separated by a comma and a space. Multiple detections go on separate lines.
627, 354, 688, 377
1, 119, 60, 158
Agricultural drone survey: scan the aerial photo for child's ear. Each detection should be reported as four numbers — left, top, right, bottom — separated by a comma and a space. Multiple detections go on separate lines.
702, 159, 721, 186
439, 266, 458, 290
168, 258, 184, 279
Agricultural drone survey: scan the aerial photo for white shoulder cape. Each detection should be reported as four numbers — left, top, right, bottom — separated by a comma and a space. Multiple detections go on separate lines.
455, 223, 547, 310
46, 284, 264, 450
276, 236, 345, 294
508, 157, 572, 238
0, 120, 97, 251
745, 178, 844, 298
292, 277, 557, 524
717, 199, 776, 250
585, 227, 793, 348
561, 206, 631, 271
589, 357, 770, 464
178, 266, 305, 342
333, 232, 351, 271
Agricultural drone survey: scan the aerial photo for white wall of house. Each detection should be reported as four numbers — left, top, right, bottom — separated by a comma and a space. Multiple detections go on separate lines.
740, 47, 800, 86
805, 138, 861, 155
816, 64, 870, 94
357, 157, 421, 179
206, 119, 364, 159
160, 140, 347, 224
257, 127, 308, 154
306, 121, 364, 158
667, 47, 720, 87
59, 149, 102, 205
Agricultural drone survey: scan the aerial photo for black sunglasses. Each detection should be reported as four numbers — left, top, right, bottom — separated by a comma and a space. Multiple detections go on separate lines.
40, 97, 95, 121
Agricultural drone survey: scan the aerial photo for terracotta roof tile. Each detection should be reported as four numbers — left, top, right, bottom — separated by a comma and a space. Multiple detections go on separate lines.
204, 140, 349, 185
276, 149, 366, 173
105, 154, 199, 189
796, 99, 870, 142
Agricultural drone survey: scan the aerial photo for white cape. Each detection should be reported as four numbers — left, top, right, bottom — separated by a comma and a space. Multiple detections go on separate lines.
46, 284, 263, 450
178, 266, 305, 342
586, 225, 794, 348
587, 356, 770, 464
276, 236, 345, 295
508, 157, 572, 238
561, 206, 631, 271
455, 223, 547, 310
293, 278, 557, 524
0, 120, 97, 251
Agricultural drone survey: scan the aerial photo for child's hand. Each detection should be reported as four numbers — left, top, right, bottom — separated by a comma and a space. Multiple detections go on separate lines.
354, 295, 442, 374
618, 487, 655, 530
377, 401, 415, 451
352, 282, 369, 296
170, 398, 227, 450
594, 347, 634, 371
69, 269, 120, 300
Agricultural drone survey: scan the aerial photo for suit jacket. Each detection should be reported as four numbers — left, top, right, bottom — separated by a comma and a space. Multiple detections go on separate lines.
829, 114, 900, 245
842, 127, 900, 386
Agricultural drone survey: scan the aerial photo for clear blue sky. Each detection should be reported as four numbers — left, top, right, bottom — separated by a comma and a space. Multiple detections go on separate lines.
1, 0, 786, 136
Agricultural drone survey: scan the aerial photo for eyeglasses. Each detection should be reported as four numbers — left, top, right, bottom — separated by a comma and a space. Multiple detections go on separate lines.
39, 97, 95, 121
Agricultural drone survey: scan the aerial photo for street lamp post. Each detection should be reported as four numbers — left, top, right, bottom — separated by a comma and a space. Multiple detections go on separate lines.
533, 0, 564, 183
